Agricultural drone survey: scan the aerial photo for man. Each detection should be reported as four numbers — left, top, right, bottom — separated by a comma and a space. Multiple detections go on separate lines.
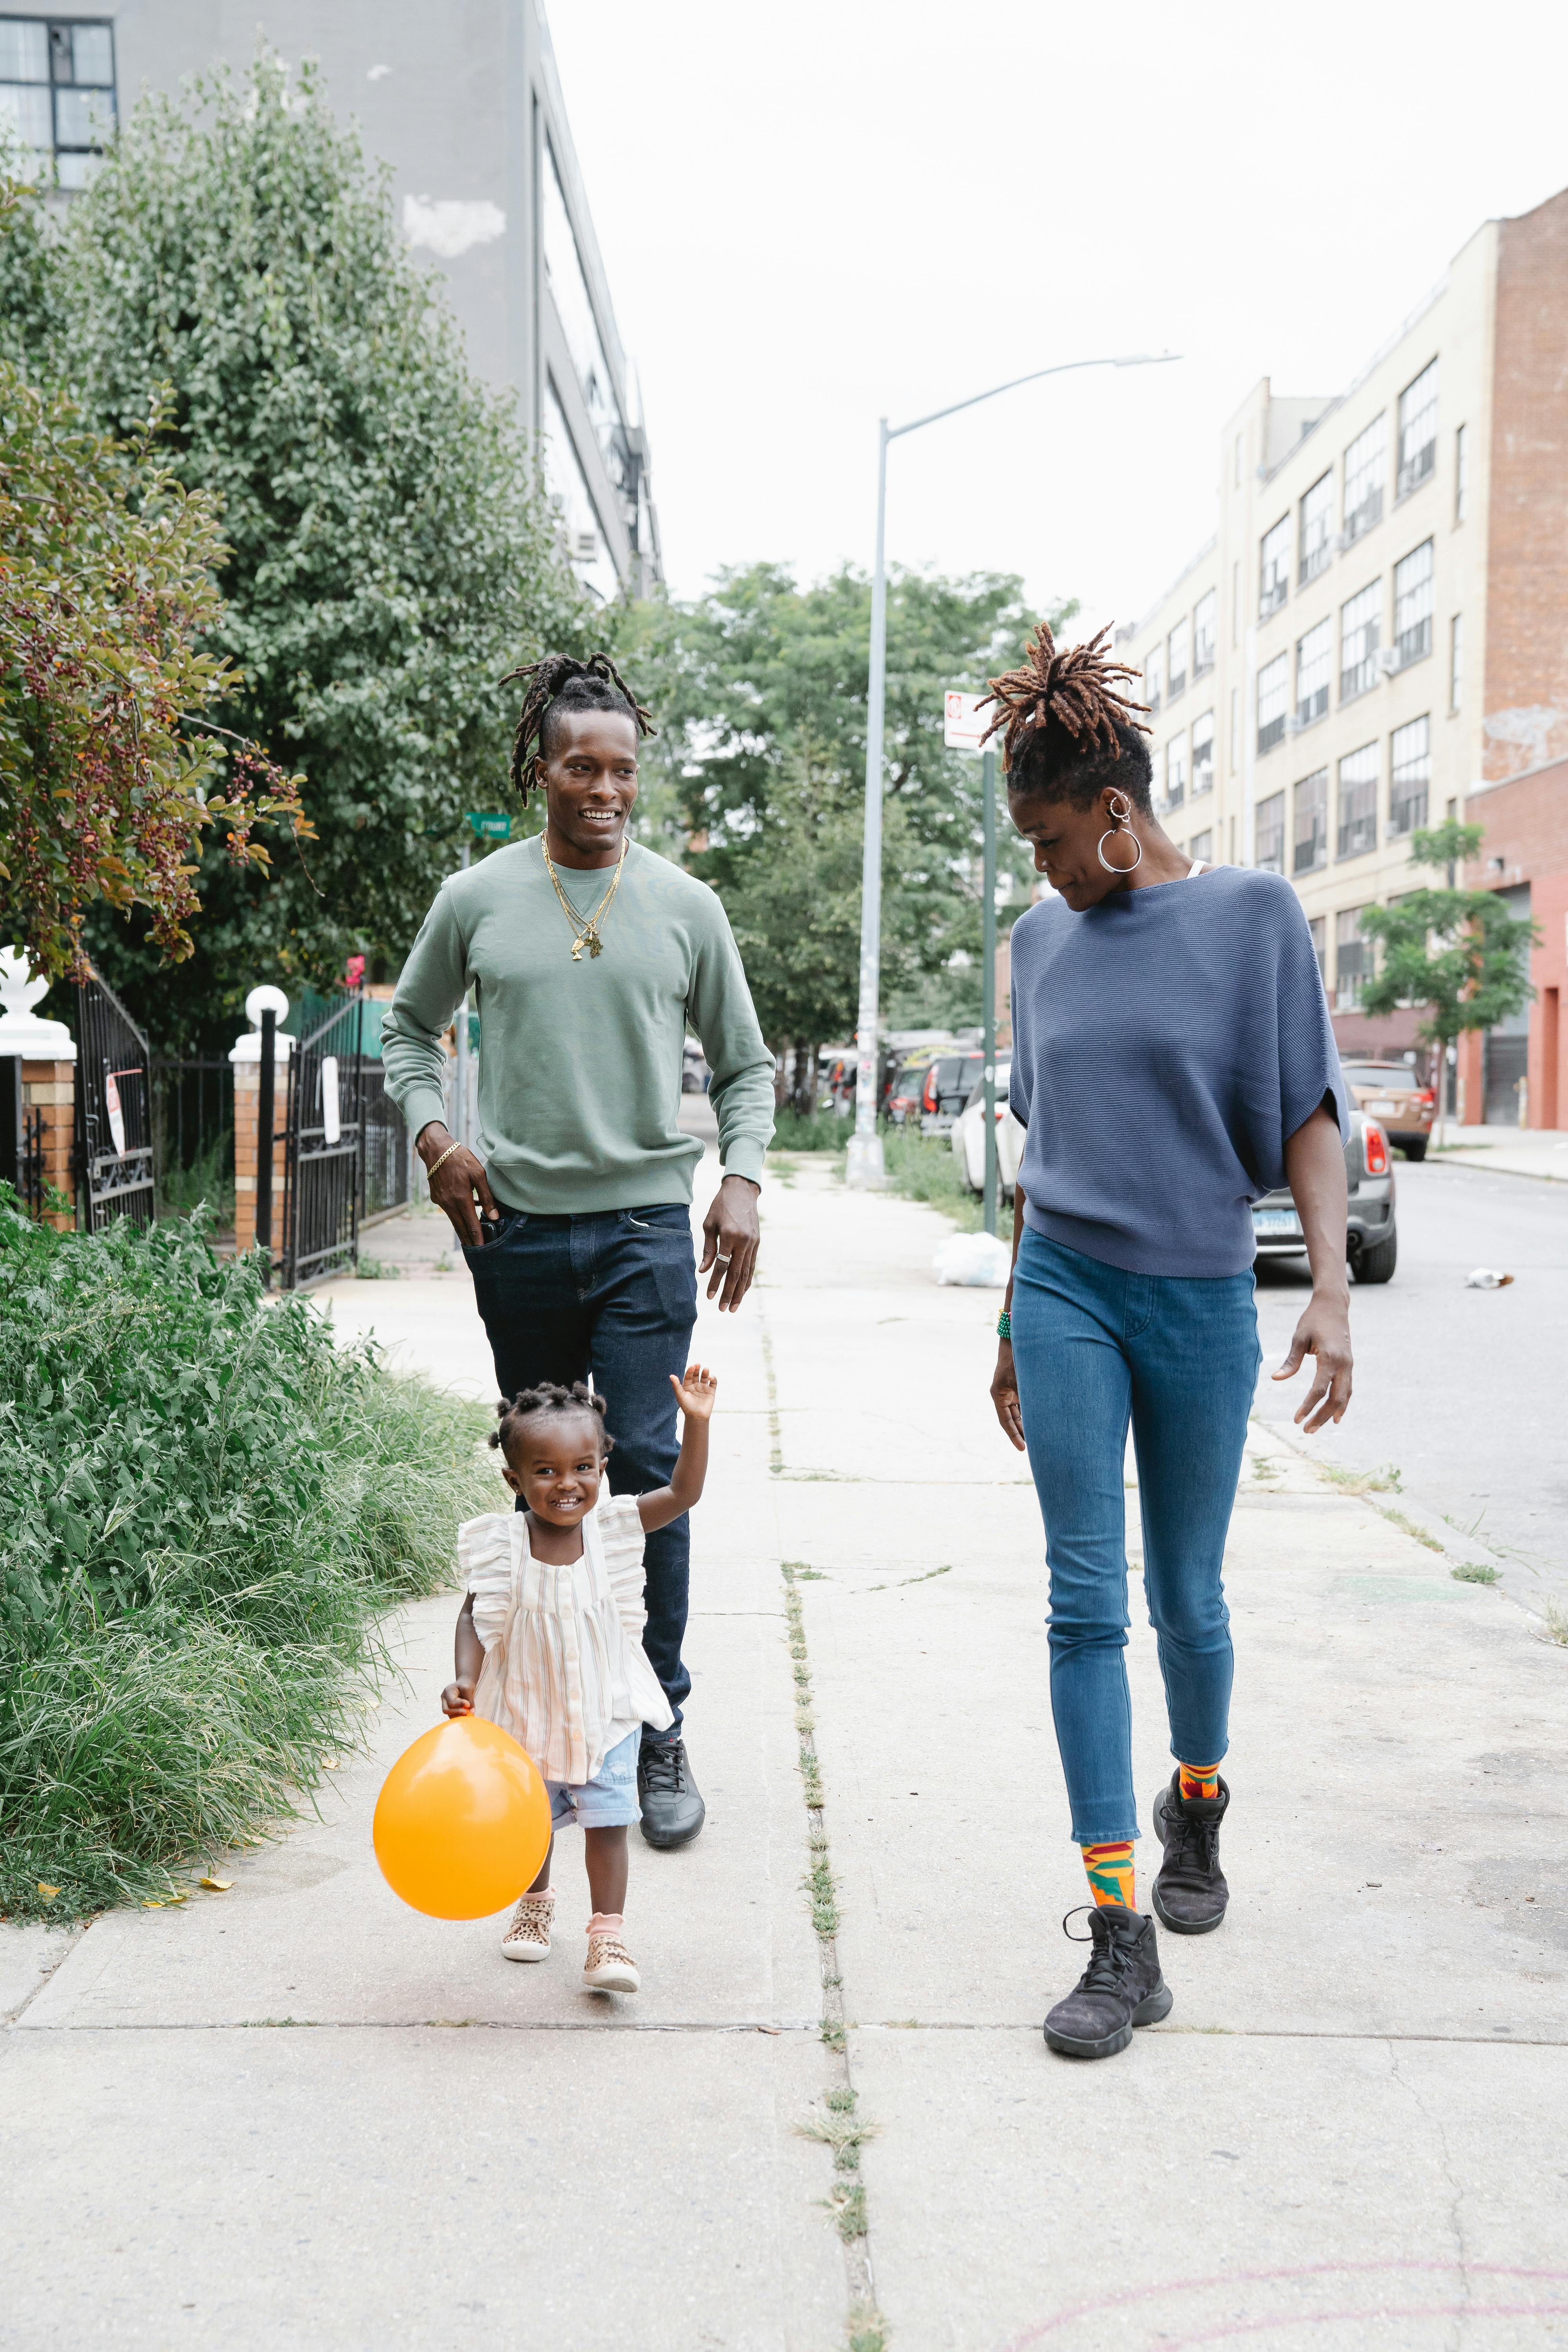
383, 653, 775, 1849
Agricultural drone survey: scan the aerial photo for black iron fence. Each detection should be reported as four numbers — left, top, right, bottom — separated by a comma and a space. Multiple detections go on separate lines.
0, 1058, 44, 1216
151, 1055, 234, 1221
281, 989, 364, 1288
73, 966, 156, 1232
361, 1062, 411, 1218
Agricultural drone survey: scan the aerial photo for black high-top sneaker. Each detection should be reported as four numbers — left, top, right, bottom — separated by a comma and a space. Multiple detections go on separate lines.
1151, 1771, 1230, 1935
1043, 1904, 1172, 2059
637, 1735, 705, 1849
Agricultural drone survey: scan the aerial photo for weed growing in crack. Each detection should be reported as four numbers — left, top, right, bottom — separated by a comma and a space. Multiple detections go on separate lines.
848, 2304, 890, 2352
1450, 1561, 1499, 1585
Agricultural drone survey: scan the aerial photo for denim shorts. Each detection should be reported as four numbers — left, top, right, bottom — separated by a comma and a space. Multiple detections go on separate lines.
546, 1728, 641, 1831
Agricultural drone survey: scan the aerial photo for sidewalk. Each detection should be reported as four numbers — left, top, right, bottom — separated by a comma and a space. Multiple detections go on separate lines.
1431, 1124, 1568, 1183
4, 1161, 1566, 2348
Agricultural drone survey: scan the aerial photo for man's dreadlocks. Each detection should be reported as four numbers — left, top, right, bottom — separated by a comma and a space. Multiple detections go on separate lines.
981, 621, 1154, 813
499, 652, 655, 806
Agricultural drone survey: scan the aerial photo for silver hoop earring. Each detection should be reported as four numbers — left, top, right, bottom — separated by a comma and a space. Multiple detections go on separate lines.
1096, 795, 1143, 875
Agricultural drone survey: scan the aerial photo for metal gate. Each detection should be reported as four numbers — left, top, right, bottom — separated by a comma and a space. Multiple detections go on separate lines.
0, 1057, 45, 1218
73, 965, 156, 1231
281, 988, 363, 1287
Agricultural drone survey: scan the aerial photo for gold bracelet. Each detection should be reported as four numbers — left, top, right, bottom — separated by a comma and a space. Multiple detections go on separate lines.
425, 1141, 463, 1182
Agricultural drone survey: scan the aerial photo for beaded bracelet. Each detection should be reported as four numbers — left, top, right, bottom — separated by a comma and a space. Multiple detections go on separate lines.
996, 1308, 1012, 1341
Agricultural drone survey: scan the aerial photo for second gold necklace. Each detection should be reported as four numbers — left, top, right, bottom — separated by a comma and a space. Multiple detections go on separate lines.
542, 833, 627, 961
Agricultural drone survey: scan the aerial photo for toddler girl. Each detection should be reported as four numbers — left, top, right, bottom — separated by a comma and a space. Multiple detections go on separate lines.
441, 1365, 716, 1994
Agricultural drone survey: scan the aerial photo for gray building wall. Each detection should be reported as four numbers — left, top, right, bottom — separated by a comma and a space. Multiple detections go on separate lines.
42, 0, 658, 595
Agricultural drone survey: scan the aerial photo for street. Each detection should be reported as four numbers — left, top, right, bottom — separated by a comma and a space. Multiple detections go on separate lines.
1254, 1159, 1568, 1613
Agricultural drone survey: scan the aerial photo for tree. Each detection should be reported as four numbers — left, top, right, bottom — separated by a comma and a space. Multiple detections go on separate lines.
54, 56, 590, 1045
1358, 820, 1537, 1145
622, 563, 1071, 1096
0, 302, 308, 980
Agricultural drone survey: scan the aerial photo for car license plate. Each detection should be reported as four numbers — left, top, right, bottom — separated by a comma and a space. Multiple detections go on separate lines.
1366, 1097, 1399, 1116
1253, 1209, 1301, 1236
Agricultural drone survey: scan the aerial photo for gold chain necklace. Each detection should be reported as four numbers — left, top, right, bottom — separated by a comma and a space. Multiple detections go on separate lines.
541, 834, 628, 961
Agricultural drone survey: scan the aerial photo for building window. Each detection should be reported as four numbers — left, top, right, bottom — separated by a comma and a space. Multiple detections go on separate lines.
1294, 768, 1328, 875
0, 17, 115, 188
1343, 413, 1387, 544
1259, 515, 1290, 619
1299, 472, 1333, 584
1189, 829, 1212, 864
1256, 653, 1288, 756
1450, 612, 1463, 711
543, 135, 628, 495
1389, 715, 1431, 837
1340, 579, 1382, 703
1393, 539, 1434, 669
1335, 907, 1370, 1009
1191, 710, 1214, 796
1143, 642, 1163, 715
1232, 559, 1241, 646
1338, 743, 1379, 860
1397, 359, 1438, 500
1193, 589, 1217, 678
1164, 732, 1187, 813
1295, 617, 1331, 730
1255, 791, 1286, 874
1454, 423, 1468, 524
1167, 616, 1190, 703
1308, 914, 1327, 978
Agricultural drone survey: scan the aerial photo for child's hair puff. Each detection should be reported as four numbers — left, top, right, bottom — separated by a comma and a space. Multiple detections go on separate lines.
490, 1381, 615, 1460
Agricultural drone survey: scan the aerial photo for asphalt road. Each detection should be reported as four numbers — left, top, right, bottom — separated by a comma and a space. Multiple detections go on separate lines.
1252, 1157, 1568, 1615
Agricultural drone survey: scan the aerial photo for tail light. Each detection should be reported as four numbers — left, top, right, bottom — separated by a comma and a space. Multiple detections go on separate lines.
1417, 1089, 1436, 1107
922, 1067, 939, 1112
1363, 1119, 1389, 1176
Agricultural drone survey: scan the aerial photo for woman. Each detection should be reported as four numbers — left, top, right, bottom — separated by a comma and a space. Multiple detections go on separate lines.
985, 623, 1352, 2061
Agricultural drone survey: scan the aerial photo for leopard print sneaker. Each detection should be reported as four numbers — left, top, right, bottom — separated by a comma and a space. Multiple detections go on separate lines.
583, 1931, 640, 1993
501, 1888, 555, 1962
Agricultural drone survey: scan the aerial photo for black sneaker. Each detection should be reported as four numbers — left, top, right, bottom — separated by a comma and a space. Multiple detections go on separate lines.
637, 1736, 705, 1850
1151, 1771, 1230, 1935
1043, 1904, 1172, 2059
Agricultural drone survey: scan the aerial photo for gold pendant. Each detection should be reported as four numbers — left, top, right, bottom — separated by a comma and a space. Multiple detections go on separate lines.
586, 932, 604, 959
570, 936, 584, 961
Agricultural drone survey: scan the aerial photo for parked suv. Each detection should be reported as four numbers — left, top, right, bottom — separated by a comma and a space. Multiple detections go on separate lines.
918, 1050, 984, 1136
1250, 1112, 1398, 1283
1338, 1061, 1434, 1161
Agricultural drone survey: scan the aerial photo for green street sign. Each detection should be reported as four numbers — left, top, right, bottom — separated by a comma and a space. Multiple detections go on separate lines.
466, 811, 512, 841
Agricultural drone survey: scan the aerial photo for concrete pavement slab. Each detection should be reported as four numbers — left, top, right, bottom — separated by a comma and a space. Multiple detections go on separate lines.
0, 2024, 841, 2352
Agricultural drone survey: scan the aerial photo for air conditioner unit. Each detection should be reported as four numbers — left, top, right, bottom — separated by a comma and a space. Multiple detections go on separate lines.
572, 530, 599, 564
1375, 648, 1398, 677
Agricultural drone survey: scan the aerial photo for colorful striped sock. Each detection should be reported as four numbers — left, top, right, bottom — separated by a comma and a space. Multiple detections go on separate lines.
1178, 1761, 1222, 1802
1080, 1839, 1136, 1911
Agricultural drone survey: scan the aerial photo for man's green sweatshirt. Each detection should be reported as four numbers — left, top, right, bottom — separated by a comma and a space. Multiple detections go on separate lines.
381, 838, 775, 1213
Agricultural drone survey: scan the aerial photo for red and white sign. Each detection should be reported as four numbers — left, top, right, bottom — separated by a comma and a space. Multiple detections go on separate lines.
943, 690, 992, 753
104, 1070, 126, 1157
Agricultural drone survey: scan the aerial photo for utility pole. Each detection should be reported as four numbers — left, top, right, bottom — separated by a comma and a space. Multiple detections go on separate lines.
981, 746, 998, 1237
455, 840, 471, 1151
845, 351, 1180, 1187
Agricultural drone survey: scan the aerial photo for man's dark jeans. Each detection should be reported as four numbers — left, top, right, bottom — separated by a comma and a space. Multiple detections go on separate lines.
462, 1204, 698, 1735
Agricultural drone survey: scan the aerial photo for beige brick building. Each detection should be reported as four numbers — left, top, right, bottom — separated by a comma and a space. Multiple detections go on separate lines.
1121, 183, 1568, 1124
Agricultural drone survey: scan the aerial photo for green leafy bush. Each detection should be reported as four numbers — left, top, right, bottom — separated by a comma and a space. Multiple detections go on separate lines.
0, 1196, 497, 1918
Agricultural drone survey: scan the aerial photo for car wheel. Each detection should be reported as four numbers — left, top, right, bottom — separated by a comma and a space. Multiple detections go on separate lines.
1400, 1139, 1427, 1162
1355, 1231, 1398, 1284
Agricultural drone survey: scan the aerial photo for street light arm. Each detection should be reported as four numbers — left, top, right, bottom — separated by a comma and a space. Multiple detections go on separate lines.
887, 351, 1180, 443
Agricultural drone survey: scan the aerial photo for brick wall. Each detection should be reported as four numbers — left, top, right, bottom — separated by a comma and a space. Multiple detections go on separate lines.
1461, 757, 1568, 1126
1484, 187, 1568, 782
21, 1059, 75, 1227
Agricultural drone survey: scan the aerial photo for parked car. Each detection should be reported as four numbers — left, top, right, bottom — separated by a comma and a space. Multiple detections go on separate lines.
1338, 1060, 1434, 1160
950, 1063, 1025, 1197
918, 1050, 984, 1136
1251, 1111, 1398, 1282
886, 1050, 944, 1127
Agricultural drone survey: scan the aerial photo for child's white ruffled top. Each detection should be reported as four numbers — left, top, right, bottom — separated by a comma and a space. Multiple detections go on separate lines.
459, 1499, 673, 1784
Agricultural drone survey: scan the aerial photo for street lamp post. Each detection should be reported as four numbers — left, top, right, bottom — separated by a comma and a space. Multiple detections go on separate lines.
845, 352, 1180, 1187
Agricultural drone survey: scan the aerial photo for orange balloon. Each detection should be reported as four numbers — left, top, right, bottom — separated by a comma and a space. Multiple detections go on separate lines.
373, 1715, 552, 1921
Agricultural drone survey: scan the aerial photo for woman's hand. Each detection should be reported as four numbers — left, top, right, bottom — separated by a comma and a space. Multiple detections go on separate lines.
441, 1680, 476, 1718
1273, 1288, 1353, 1432
991, 1339, 1026, 1452
417, 1121, 499, 1249
670, 1362, 718, 1419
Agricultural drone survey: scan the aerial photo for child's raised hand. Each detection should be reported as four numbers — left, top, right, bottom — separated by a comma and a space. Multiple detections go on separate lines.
669, 1361, 718, 1420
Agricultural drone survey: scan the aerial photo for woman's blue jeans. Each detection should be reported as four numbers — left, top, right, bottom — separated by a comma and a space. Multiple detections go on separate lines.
1011, 1227, 1260, 1846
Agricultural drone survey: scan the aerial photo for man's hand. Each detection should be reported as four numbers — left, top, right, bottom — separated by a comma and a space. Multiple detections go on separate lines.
441, 1679, 475, 1718
417, 1120, 499, 1249
699, 1175, 760, 1311
990, 1340, 1026, 1452
1272, 1286, 1353, 1432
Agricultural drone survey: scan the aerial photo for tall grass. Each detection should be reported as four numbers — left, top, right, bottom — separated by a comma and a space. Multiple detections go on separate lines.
880, 1127, 1014, 1241
769, 1104, 849, 1152
0, 1192, 497, 1919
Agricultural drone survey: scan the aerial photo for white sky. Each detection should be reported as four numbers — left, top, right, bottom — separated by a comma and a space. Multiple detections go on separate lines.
549, 0, 1568, 642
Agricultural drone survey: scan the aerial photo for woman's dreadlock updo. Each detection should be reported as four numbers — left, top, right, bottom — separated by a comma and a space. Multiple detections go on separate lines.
500, 652, 655, 807
981, 621, 1154, 814
490, 1381, 615, 1461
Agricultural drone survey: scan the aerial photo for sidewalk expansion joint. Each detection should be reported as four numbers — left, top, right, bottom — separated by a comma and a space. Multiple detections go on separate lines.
762, 1318, 887, 2352
8, 2018, 822, 2036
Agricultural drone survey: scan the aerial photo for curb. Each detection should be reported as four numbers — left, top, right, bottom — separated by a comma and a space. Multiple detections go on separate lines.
1258, 1414, 1514, 1581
